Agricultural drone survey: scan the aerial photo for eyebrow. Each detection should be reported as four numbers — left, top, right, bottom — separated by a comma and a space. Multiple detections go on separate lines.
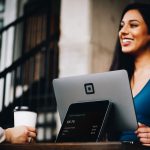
121, 19, 141, 23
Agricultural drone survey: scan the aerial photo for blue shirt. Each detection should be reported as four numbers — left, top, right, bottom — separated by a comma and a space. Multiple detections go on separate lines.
120, 80, 150, 142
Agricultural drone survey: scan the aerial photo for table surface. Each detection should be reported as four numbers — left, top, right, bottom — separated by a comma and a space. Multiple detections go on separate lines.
0, 142, 149, 150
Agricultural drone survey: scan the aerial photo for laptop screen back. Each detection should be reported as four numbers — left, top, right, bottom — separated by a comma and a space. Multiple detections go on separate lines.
53, 70, 138, 132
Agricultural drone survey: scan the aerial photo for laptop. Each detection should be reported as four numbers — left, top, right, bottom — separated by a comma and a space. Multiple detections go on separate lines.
56, 100, 112, 142
53, 70, 138, 133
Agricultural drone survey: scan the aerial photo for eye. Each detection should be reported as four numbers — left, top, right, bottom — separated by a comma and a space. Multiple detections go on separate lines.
130, 23, 139, 28
119, 22, 124, 30
130, 21, 139, 28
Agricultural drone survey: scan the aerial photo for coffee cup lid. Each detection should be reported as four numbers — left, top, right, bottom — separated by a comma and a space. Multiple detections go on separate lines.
14, 106, 32, 112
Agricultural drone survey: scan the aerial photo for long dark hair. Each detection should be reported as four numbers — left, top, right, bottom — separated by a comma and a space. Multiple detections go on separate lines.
110, 3, 150, 80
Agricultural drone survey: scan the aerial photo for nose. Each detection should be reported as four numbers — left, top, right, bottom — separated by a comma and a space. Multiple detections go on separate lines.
119, 24, 129, 36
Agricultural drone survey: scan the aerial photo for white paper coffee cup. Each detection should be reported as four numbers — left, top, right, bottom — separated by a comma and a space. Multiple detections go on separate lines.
14, 106, 37, 128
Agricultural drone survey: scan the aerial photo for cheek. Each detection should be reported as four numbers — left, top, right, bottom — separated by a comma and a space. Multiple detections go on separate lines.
134, 35, 150, 49
118, 33, 122, 43
118, 31, 121, 38
133, 32, 147, 43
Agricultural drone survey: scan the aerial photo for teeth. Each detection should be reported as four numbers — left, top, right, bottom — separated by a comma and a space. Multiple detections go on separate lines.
122, 39, 132, 43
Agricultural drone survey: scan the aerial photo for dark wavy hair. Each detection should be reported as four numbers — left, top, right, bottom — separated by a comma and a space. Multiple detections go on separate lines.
110, 3, 150, 80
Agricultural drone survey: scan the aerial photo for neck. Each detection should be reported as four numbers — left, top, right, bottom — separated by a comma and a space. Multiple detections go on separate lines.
134, 50, 150, 72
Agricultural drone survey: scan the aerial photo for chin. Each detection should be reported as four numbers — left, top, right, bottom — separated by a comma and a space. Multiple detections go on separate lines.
121, 47, 135, 54
122, 50, 132, 54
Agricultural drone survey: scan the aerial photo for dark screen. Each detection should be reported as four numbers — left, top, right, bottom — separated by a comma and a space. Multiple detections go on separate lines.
56, 100, 111, 142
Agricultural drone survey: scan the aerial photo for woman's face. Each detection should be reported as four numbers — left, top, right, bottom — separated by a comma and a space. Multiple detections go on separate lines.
119, 9, 150, 54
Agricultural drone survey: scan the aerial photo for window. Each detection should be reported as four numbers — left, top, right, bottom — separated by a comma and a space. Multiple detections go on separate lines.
0, 0, 5, 13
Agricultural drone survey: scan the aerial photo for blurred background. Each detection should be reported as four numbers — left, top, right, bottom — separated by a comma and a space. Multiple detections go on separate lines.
0, 0, 149, 143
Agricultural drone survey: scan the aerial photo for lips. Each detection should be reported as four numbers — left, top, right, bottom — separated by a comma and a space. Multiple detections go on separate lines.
121, 38, 133, 46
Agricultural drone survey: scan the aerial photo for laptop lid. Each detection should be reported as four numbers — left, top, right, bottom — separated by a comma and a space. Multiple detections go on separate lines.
53, 70, 138, 132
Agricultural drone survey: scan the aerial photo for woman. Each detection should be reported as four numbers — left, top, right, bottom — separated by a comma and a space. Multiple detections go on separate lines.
110, 3, 150, 146
0, 126, 36, 143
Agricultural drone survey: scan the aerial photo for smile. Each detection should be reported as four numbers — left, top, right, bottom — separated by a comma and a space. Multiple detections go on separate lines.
122, 38, 133, 43
121, 38, 133, 46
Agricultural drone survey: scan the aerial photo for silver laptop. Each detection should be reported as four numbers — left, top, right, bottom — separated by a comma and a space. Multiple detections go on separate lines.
53, 70, 138, 132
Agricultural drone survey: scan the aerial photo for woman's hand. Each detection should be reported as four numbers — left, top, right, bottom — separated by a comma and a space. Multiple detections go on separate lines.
5, 126, 37, 144
135, 123, 150, 146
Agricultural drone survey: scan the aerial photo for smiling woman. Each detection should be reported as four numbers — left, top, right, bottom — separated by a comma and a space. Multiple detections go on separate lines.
119, 9, 150, 55
110, 3, 150, 146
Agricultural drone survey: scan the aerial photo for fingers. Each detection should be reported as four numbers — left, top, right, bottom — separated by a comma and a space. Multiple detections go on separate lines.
28, 137, 33, 143
26, 126, 36, 132
135, 122, 145, 134
142, 144, 150, 146
5, 126, 37, 144
135, 123, 150, 145
24, 126, 37, 138
28, 131, 37, 138
137, 132, 150, 138
16, 126, 37, 143
137, 132, 150, 143
136, 126, 150, 133
26, 127, 37, 143
138, 122, 146, 127
139, 137, 150, 144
